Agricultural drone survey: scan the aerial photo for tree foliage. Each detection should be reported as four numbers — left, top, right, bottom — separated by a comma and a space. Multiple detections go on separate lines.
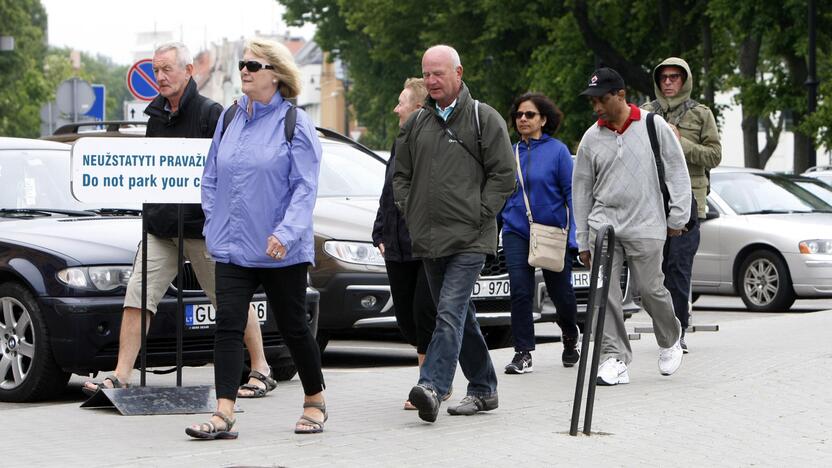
282, 0, 827, 167
0, 0, 49, 138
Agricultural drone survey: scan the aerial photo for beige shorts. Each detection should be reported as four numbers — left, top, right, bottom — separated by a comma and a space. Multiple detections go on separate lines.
123, 234, 216, 314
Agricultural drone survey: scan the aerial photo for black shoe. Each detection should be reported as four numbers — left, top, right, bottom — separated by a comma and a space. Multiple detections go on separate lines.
447, 394, 499, 415
562, 336, 580, 367
408, 384, 440, 422
504, 352, 533, 374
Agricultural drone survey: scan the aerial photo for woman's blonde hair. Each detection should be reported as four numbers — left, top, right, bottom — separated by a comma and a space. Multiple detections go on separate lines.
244, 38, 302, 98
403, 77, 427, 106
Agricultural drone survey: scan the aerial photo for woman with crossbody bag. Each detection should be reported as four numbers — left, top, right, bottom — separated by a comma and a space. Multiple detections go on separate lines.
499, 93, 580, 374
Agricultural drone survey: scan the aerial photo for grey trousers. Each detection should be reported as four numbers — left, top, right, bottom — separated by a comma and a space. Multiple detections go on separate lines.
590, 234, 681, 365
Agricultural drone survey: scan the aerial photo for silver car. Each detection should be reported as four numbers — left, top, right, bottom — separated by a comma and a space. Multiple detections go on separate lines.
692, 167, 832, 311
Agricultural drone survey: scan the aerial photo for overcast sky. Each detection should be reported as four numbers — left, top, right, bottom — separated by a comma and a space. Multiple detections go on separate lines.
41, 0, 315, 65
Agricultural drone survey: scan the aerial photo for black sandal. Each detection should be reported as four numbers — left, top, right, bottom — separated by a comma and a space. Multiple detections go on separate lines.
81, 374, 127, 397
294, 401, 328, 434
237, 368, 277, 398
185, 412, 238, 440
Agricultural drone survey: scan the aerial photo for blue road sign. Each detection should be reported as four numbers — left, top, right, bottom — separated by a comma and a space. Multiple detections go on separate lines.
85, 84, 105, 121
127, 59, 158, 101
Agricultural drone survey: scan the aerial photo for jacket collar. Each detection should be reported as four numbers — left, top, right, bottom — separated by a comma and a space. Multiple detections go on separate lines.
425, 82, 471, 124
144, 77, 198, 119
518, 134, 552, 149
239, 91, 285, 120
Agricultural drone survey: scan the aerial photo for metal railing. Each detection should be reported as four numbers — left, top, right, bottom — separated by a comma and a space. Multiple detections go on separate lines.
570, 224, 615, 436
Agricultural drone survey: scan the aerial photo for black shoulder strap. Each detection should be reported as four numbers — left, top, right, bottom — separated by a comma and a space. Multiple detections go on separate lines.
220, 102, 239, 140
220, 101, 297, 144
284, 104, 297, 144
646, 112, 670, 215
473, 100, 482, 156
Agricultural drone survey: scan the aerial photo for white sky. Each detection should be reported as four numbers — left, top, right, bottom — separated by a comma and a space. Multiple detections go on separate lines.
41, 0, 315, 65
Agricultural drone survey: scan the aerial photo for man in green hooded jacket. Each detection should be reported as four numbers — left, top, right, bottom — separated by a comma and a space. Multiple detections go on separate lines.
642, 57, 722, 352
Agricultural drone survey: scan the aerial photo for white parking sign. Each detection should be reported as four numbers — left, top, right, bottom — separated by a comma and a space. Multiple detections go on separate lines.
70, 137, 210, 203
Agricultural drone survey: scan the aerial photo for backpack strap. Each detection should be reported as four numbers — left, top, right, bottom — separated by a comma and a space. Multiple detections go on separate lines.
220, 101, 239, 140
473, 100, 482, 156
284, 104, 297, 144
646, 112, 671, 216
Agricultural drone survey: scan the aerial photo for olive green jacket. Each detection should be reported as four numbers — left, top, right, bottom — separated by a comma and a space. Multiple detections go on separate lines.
642, 57, 722, 218
392, 83, 516, 258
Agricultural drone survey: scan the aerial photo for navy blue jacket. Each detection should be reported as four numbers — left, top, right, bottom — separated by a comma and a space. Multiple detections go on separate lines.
372, 144, 415, 262
500, 134, 577, 249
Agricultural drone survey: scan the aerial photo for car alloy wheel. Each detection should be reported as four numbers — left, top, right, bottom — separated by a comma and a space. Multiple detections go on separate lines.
738, 250, 796, 312
0, 296, 35, 391
0, 283, 69, 402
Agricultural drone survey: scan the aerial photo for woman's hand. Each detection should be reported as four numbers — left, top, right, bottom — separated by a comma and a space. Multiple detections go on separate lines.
266, 235, 287, 260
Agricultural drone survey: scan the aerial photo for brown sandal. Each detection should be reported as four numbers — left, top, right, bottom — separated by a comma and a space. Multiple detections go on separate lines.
237, 369, 277, 398
81, 374, 127, 397
294, 401, 327, 434
185, 412, 238, 440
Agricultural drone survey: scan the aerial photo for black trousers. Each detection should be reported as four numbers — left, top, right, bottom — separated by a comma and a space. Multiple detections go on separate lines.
214, 261, 324, 400
385, 259, 437, 354
662, 221, 701, 330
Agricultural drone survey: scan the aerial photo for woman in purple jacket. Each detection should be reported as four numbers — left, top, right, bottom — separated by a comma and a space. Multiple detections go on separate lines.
501, 93, 580, 375
187, 39, 325, 439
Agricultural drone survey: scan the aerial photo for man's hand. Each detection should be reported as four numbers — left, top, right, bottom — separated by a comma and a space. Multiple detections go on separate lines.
378, 243, 385, 256
579, 250, 591, 268
667, 227, 685, 237
266, 235, 287, 260
668, 123, 681, 140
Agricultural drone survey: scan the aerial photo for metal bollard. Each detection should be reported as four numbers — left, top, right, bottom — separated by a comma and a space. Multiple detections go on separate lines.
570, 224, 616, 436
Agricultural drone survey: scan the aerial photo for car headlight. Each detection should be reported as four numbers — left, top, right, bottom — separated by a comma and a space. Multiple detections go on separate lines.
57, 266, 133, 291
799, 239, 832, 254
323, 241, 384, 266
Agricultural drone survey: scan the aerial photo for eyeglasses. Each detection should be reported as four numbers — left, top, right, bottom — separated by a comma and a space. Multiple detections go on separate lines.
238, 60, 275, 72
659, 73, 683, 83
513, 111, 539, 120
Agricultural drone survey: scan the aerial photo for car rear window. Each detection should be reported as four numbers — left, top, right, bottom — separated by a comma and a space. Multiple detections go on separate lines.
317, 142, 385, 197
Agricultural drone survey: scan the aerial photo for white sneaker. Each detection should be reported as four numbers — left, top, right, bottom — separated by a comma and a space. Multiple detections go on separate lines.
658, 340, 683, 375
596, 357, 629, 386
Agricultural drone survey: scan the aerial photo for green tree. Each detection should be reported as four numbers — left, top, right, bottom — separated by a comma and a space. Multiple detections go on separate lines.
0, 0, 49, 138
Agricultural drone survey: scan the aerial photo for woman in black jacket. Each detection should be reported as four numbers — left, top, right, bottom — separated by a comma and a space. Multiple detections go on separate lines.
372, 78, 445, 410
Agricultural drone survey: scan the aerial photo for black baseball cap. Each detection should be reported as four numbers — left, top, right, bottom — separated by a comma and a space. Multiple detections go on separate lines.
579, 67, 625, 97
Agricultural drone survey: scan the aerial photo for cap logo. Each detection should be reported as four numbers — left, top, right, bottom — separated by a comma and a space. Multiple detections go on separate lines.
589, 75, 598, 86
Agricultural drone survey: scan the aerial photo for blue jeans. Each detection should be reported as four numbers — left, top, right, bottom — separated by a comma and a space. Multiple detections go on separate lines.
419, 253, 498, 398
503, 231, 579, 352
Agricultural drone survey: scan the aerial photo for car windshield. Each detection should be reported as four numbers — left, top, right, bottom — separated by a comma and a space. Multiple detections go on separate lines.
317, 141, 385, 197
711, 172, 832, 214
0, 148, 136, 212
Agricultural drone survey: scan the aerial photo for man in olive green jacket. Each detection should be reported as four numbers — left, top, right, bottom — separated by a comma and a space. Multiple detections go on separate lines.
642, 57, 722, 352
393, 45, 515, 423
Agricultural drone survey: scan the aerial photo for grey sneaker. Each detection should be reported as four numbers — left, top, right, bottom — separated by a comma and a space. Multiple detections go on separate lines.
408, 385, 440, 422
447, 394, 498, 415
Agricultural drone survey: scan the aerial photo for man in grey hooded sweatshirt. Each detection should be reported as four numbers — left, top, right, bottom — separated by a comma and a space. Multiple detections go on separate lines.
642, 57, 722, 353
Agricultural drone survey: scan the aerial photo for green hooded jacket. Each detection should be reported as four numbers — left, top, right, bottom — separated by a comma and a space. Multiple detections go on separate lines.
392, 83, 516, 259
642, 57, 722, 218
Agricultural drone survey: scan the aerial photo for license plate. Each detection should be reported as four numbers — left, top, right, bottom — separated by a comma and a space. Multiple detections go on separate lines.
572, 271, 591, 288
185, 301, 267, 329
472, 279, 510, 298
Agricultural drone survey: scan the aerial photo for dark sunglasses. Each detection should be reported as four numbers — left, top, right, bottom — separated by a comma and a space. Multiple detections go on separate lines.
513, 111, 540, 120
238, 60, 275, 72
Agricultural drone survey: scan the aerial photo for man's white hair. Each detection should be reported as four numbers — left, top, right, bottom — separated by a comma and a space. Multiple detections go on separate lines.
154, 42, 192, 68
427, 44, 461, 68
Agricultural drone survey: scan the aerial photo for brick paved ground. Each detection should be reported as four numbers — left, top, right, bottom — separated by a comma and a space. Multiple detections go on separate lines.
3, 307, 831, 467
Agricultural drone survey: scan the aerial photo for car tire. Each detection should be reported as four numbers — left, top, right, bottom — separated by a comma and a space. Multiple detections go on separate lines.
481, 325, 513, 350
738, 250, 796, 312
0, 283, 70, 402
